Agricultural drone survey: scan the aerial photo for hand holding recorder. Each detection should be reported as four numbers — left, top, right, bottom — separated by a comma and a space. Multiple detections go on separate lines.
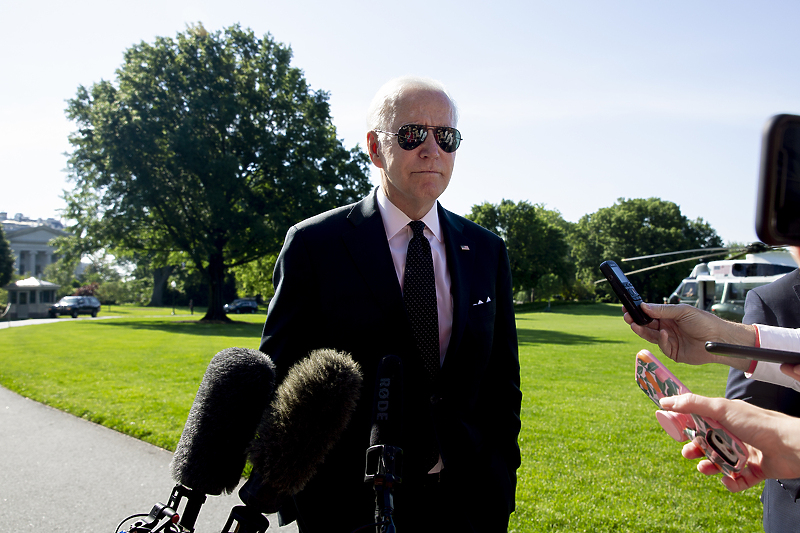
659, 393, 800, 493
635, 350, 748, 478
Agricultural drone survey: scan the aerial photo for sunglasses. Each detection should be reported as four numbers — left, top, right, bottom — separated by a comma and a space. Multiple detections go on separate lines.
375, 124, 462, 153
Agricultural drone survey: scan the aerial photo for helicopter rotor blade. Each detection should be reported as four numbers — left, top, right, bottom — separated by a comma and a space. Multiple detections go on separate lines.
621, 247, 733, 262
594, 251, 733, 285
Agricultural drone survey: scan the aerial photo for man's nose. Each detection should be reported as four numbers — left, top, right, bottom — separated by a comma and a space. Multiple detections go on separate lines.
418, 129, 440, 157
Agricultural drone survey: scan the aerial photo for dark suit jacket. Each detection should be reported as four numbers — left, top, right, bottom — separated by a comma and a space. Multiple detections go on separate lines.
726, 268, 800, 530
259, 189, 522, 532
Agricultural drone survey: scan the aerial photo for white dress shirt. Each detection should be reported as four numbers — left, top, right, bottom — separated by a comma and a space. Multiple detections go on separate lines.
748, 324, 800, 391
376, 186, 453, 366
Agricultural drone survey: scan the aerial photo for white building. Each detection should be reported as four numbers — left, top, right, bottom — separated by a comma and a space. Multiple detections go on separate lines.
1, 212, 66, 277
3, 277, 60, 319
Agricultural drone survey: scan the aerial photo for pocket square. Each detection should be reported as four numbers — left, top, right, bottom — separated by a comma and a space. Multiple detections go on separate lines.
472, 296, 492, 306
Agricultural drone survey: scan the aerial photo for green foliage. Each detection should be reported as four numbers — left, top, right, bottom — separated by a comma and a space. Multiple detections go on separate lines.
42, 258, 80, 298
230, 252, 278, 300
63, 23, 372, 321
0, 226, 13, 288
569, 197, 723, 303
467, 200, 573, 295
95, 279, 152, 306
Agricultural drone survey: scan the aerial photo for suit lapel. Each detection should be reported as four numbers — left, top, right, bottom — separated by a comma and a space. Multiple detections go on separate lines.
341, 191, 408, 329
438, 205, 474, 367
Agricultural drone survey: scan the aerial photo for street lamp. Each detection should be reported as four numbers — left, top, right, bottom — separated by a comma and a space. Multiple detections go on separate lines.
171, 280, 177, 315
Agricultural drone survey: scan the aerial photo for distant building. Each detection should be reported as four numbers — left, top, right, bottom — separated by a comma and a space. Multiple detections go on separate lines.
1, 212, 66, 277
3, 277, 60, 319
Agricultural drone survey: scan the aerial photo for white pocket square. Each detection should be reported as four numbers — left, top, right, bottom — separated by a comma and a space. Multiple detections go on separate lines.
472, 296, 491, 306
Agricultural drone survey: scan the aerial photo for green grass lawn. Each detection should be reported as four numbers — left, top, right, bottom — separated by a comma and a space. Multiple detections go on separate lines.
0, 303, 762, 531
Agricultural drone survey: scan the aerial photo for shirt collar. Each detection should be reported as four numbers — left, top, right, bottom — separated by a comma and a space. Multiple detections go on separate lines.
376, 186, 442, 243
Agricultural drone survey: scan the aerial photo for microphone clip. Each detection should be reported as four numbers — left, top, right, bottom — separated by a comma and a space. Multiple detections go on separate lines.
364, 444, 403, 487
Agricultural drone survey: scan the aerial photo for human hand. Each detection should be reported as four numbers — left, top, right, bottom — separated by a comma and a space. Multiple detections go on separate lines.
660, 393, 800, 492
780, 363, 800, 381
623, 303, 755, 370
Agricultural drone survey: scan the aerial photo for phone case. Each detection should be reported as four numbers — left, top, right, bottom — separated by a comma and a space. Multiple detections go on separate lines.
635, 349, 747, 477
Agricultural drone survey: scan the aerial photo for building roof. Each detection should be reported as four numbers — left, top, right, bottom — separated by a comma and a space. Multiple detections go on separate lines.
3, 277, 61, 290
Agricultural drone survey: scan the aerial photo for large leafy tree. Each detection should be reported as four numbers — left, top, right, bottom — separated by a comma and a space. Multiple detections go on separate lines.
570, 197, 724, 302
64, 24, 372, 321
467, 200, 573, 298
0, 225, 14, 287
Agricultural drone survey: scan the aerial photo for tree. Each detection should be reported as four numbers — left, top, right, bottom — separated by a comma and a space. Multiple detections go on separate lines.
0, 225, 14, 287
466, 200, 573, 297
569, 197, 724, 302
64, 24, 372, 321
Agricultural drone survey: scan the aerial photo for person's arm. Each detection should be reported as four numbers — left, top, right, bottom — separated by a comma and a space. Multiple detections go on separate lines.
659, 393, 800, 492
624, 303, 755, 371
260, 225, 316, 375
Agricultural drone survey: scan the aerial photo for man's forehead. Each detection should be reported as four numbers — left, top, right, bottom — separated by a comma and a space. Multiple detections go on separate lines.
391, 88, 455, 126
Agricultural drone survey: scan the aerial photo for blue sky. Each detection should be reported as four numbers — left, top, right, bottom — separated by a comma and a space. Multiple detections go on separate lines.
3, 0, 800, 245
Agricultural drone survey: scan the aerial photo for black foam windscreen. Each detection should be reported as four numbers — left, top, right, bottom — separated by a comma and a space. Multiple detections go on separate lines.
170, 347, 276, 495
246, 348, 362, 502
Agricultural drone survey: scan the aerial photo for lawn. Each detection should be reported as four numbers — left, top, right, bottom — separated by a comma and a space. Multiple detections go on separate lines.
0, 303, 762, 531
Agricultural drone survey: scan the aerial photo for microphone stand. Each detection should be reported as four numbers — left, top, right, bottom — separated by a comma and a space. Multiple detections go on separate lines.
219, 472, 274, 533
364, 444, 403, 533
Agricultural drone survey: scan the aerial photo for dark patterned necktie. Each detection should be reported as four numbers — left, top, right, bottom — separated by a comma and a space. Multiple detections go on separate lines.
403, 221, 440, 381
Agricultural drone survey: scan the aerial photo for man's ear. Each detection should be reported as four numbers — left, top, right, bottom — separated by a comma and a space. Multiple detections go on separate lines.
367, 131, 384, 169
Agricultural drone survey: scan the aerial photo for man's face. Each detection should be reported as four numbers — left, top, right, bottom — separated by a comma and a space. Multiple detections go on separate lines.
368, 88, 456, 220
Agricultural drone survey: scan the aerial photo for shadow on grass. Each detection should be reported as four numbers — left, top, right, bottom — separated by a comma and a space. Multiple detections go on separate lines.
515, 301, 623, 317
91, 319, 263, 338
517, 327, 624, 346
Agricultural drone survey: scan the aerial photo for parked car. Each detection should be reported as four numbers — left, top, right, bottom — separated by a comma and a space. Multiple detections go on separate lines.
48, 296, 101, 318
223, 298, 258, 314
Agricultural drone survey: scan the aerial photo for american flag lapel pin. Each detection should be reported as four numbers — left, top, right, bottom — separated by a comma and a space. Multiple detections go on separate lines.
460, 245, 470, 251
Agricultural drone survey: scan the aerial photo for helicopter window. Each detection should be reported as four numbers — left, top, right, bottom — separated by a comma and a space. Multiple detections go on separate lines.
724, 283, 763, 303
730, 263, 796, 277
680, 282, 697, 299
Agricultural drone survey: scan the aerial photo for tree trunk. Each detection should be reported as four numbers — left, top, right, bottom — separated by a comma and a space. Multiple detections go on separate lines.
149, 266, 174, 307
202, 251, 230, 322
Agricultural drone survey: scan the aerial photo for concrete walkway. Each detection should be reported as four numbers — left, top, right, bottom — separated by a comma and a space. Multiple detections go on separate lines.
0, 380, 298, 532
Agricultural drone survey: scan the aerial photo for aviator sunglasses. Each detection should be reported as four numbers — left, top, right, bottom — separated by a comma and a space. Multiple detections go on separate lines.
375, 124, 462, 153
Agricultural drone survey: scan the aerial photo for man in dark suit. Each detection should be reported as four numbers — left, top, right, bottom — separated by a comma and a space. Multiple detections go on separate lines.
726, 266, 800, 531
259, 76, 522, 532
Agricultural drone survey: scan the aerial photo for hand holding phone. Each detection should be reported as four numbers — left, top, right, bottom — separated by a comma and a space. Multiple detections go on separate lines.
635, 349, 747, 477
599, 260, 653, 325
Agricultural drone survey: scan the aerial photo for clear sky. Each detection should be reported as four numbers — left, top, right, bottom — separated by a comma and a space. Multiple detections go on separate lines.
3, 0, 800, 245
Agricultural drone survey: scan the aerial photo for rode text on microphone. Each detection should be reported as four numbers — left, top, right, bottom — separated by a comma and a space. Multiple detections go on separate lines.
365, 355, 404, 533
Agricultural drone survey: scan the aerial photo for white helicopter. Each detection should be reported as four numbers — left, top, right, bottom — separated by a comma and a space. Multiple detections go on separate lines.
623, 243, 797, 322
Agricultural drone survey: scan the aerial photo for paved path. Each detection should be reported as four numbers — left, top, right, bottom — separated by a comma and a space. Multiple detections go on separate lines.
0, 385, 298, 532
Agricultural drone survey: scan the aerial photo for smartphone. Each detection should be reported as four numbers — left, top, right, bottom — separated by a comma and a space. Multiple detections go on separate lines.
635, 349, 747, 477
599, 260, 653, 325
757, 114, 800, 246
705, 341, 800, 364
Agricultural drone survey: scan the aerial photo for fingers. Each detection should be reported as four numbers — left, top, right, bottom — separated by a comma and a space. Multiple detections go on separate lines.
780, 363, 800, 380
659, 393, 725, 419
719, 466, 765, 493
681, 441, 706, 461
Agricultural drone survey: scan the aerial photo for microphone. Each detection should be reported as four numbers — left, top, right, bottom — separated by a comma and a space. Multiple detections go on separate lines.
237, 348, 363, 516
167, 347, 277, 532
364, 355, 403, 533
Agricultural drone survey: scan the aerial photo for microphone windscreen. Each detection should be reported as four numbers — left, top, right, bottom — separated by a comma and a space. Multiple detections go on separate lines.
369, 355, 403, 447
248, 348, 363, 497
170, 347, 276, 495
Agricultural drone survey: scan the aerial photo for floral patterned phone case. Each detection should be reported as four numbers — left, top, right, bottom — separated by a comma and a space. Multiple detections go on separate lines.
635, 349, 747, 477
